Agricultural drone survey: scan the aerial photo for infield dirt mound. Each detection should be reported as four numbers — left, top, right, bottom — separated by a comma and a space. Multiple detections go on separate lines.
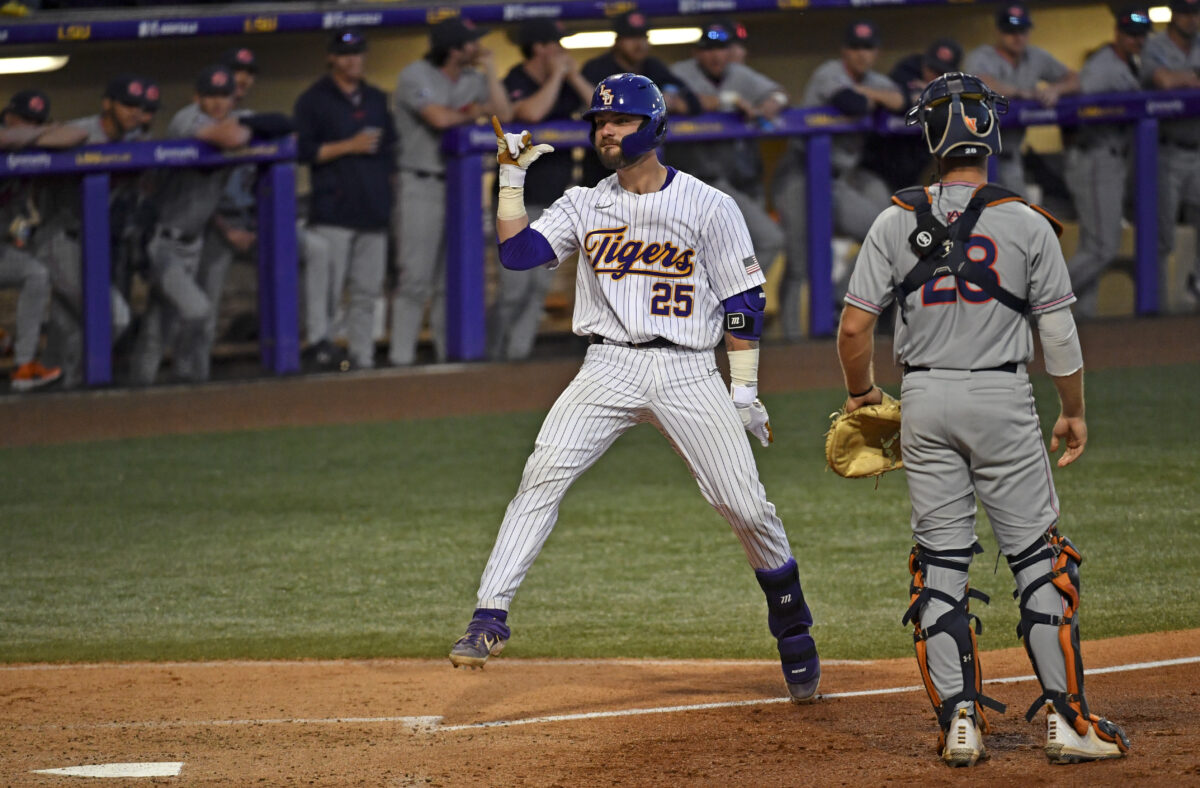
3, 629, 1197, 785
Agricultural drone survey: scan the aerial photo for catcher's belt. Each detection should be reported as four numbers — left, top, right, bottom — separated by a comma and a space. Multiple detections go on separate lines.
824, 392, 903, 479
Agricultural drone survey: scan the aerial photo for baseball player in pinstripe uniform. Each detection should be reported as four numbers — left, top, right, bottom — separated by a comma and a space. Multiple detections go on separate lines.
1065, 8, 1151, 317
837, 72, 1129, 767
449, 74, 821, 704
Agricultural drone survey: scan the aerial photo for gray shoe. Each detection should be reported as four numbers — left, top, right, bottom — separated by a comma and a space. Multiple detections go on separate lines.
448, 626, 507, 669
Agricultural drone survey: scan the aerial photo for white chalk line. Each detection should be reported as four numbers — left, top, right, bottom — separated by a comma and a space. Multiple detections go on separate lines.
16, 655, 1197, 735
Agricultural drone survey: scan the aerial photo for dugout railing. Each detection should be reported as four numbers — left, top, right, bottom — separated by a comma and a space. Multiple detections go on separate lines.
0, 136, 299, 387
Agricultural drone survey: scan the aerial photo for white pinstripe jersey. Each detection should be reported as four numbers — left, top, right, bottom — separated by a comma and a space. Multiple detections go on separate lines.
531, 168, 765, 350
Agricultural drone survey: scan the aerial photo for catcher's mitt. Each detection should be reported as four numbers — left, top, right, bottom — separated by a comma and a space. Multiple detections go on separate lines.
824, 392, 903, 479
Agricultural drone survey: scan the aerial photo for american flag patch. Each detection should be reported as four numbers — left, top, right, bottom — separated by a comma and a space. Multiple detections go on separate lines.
743, 255, 761, 275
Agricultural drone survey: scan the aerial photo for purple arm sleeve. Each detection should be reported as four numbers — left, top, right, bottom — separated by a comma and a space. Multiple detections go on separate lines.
498, 225, 557, 271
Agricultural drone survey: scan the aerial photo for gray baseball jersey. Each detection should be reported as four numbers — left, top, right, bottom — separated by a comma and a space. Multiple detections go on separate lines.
531, 168, 765, 350
964, 44, 1071, 153
393, 59, 490, 174
1080, 45, 1142, 149
1077, 45, 1141, 149
801, 59, 897, 172
1142, 31, 1200, 141
154, 103, 230, 237
668, 60, 783, 186
845, 182, 1075, 369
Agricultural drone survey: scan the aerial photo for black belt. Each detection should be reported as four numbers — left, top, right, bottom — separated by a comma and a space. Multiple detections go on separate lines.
904, 363, 1018, 375
156, 225, 198, 244
589, 334, 677, 349
1161, 137, 1200, 151
1075, 141, 1128, 157
405, 169, 446, 180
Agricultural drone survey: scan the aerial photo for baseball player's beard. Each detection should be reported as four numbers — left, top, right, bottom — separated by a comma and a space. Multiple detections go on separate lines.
596, 142, 632, 171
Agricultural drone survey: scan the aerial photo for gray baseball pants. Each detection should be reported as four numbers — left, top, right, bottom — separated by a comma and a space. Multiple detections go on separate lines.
306, 224, 386, 369
487, 204, 553, 361
39, 226, 131, 388
772, 162, 891, 340
0, 243, 51, 366
1064, 145, 1128, 317
1157, 143, 1200, 283
390, 170, 447, 366
130, 227, 210, 386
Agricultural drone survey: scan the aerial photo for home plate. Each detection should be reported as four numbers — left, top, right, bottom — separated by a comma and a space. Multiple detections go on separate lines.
33, 762, 183, 778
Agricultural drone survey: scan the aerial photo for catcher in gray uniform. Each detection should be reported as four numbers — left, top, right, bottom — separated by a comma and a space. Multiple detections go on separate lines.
836, 72, 1129, 768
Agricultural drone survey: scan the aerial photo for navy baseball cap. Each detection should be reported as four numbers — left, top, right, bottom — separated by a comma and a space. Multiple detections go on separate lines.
697, 20, 734, 50
4, 89, 49, 124
430, 18, 486, 50
1170, 0, 1200, 14
612, 10, 649, 38
103, 74, 147, 107
141, 79, 161, 112
844, 20, 880, 49
517, 18, 565, 47
195, 64, 235, 97
923, 38, 963, 75
1117, 7, 1153, 34
997, 3, 1033, 32
222, 46, 258, 73
328, 28, 367, 55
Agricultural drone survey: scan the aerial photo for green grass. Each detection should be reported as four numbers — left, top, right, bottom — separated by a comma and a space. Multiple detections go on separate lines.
1, 364, 1198, 663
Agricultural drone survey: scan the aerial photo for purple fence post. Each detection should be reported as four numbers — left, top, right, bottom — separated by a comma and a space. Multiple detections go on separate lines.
805, 133, 835, 337
1133, 117, 1159, 315
81, 173, 112, 386
255, 161, 300, 373
444, 150, 486, 361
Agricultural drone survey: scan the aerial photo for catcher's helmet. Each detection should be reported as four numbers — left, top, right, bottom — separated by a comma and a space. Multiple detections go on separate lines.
905, 72, 1008, 158
582, 73, 668, 159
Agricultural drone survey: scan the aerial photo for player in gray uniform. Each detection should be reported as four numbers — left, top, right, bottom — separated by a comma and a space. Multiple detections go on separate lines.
130, 66, 251, 385
389, 18, 512, 366
191, 48, 260, 382
0, 90, 83, 391
449, 74, 821, 704
771, 21, 903, 340
669, 20, 786, 280
1142, 0, 1200, 303
38, 75, 144, 388
964, 3, 1078, 195
1065, 9, 1151, 317
837, 73, 1129, 768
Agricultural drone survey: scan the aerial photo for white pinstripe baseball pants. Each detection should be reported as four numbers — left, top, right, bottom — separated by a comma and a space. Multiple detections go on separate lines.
476, 342, 793, 611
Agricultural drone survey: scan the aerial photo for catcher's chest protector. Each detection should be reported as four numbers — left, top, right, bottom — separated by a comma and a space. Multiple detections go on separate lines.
890, 184, 1062, 322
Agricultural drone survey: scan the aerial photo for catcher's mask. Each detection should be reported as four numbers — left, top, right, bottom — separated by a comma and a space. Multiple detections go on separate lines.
906, 72, 1008, 158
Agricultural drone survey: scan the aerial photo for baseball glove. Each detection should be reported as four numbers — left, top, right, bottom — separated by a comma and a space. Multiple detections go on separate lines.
824, 392, 903, 479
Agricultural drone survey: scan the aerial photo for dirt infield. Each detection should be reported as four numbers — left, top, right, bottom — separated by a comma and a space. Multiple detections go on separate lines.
3, 630, 1198, 785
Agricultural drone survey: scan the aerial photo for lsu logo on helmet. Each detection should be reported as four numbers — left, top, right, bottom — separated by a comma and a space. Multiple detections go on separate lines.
599, 85, 614, 107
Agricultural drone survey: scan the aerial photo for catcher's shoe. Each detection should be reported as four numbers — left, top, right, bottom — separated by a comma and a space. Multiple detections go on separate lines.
1043, 703, 1130, 764
448, 619, 509, 669
941, 708, 987, 767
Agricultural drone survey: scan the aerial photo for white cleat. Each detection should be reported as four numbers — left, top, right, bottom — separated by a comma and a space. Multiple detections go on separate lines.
1044, 703, 1130, 764
941, 708, 986, 767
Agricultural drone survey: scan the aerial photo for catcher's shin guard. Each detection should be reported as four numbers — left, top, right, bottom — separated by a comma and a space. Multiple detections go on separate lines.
1007, 529, 1130, 758
903, 544, 1006, 738
756, 558, 820, 701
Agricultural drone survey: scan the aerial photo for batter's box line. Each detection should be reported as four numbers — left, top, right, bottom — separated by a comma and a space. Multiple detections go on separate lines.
20, 655, 1197, 735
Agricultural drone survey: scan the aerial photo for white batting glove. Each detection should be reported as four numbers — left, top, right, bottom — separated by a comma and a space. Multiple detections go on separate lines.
492, 116, 554, 188
732, 384, 773, 447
